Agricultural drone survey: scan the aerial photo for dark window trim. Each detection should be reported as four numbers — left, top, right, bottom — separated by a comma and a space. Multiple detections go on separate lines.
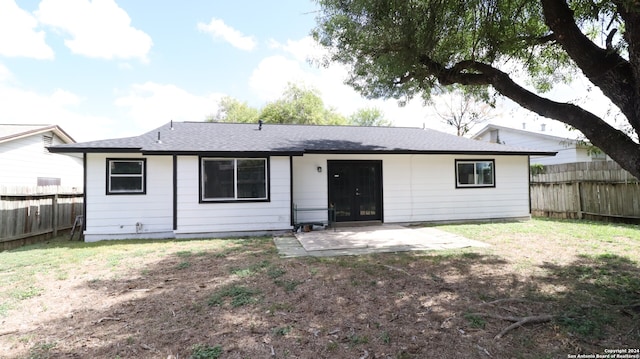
199, 156, 270, 203
455, 159, 496, 189
106, 158, 147, 195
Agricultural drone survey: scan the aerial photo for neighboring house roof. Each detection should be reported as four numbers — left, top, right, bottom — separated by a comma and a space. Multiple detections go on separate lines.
0, 124, 76, 145
471, 124, 582, 147
49, 121, 556, 156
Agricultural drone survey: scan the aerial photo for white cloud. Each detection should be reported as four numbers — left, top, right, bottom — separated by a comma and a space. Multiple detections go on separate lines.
35, 0, 152, 62
198, 18, 257, 51
249, 55, 311, 102
0, 0, 54, 59
114, 82, 225, 132
50, 88, 81, 106
0, 84, 115, 141
249, 41, 437, 131
268, 36, 324, 63
0, 63, 11, 82
118, 62, 134, 71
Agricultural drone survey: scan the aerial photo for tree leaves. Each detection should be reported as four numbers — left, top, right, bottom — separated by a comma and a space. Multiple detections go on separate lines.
313, 0, 640, 178
209, 83, 392, 126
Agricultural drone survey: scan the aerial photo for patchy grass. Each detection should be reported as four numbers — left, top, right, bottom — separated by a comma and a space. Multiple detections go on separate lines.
207, 285, 261, 307
0, 237, 239, 319
176, 261, 191, 270
0, 219, 638, 358
441, 218, 640, 257
266, 266, 287, 279
379, 330, 391, 344
229, 259, 271, 277
27, 341, 56, 359
274, 279, 302, 292
464, 313, 487, 329
272, 325, 292, 336
189, 344, 223, 359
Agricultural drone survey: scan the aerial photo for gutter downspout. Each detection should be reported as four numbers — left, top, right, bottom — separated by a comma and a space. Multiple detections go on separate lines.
173, 155, 178, 231
289, 156, 294, 227
82, 153, 87, 233
528, 155, 532, 214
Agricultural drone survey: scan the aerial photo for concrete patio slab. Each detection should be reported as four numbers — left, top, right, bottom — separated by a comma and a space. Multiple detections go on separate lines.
274, 224, 489, 258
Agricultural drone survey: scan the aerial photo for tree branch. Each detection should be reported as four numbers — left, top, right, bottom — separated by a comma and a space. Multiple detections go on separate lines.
499, 33, 557, 48
469, 312, 554, 339
612, 0, 640, 136
540, 0, 638, 130
606, 28, 618, 51
494, 315, 554, 339
419, 56, 640, 177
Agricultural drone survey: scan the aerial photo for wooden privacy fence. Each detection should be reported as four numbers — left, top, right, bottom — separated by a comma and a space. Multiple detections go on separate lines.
0, 190, 83, 251
530, 161, 640, 222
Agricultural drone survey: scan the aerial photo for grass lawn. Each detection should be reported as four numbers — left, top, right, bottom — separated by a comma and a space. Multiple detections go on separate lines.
0, 218, 638, 358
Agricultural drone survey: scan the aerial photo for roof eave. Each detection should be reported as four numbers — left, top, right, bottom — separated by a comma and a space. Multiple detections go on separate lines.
0, 125, 76, 145
141, 150, 304, 156
47, 147, 142, 154
472, 124, 577, 143
47, 145, 557, 157
303, 149, 558, 156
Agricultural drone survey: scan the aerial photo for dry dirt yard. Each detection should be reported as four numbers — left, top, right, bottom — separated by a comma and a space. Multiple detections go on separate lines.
0, 219, 639, 359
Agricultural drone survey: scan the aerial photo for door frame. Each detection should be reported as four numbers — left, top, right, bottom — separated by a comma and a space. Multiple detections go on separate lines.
327, 159, 384, 223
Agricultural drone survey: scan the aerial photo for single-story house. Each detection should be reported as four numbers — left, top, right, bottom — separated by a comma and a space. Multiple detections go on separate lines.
0, 124, 83, 193
472, 123, 610, 165
49, 121, 555, 242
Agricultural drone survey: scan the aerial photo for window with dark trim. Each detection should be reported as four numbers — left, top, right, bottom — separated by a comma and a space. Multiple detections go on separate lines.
201, 158, 268, 202
455, 160, 495, 188
107, 159, 146, 194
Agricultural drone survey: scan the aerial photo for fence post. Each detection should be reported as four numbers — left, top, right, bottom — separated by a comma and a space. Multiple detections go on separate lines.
576, 181, 583, 219
52, 193, 58, 237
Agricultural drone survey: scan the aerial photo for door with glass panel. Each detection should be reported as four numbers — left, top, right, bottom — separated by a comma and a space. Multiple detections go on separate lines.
328, 160, 382, 222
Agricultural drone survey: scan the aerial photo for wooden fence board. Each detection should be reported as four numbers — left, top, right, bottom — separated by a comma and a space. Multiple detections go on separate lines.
531, 162, 640, 222
0, 192, 83, 249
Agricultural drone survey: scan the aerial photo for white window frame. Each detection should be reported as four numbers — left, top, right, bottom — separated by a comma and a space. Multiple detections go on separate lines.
200, 157, 269, 202
455, 159, 495, 188
107, 159, 146, 195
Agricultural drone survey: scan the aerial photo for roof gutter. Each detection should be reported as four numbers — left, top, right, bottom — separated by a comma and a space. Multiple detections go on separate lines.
47, 147, 142, 154
302, 149, 558, 156
47, 147, 556, 157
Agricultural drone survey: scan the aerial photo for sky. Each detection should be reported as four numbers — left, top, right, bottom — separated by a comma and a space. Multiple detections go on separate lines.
0, 0, 620, 142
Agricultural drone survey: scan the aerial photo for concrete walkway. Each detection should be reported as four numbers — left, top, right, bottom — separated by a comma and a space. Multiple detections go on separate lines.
274, 224, 489, 258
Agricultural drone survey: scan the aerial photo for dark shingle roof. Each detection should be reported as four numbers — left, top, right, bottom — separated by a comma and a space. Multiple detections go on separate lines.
48, 121, 556, 156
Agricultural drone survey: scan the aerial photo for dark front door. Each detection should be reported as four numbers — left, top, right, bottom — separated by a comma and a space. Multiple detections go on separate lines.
328, 160, 382, 222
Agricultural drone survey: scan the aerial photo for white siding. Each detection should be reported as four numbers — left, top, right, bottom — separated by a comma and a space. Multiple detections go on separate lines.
175, 156, 291, 236
475, 128, 591, 165
292, 156, 328, 223
0, 132, 82, 190
293, 154, 531, 224
386, 155, 530, 223
84, 153, 174, 241
83, 151, 530, 241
